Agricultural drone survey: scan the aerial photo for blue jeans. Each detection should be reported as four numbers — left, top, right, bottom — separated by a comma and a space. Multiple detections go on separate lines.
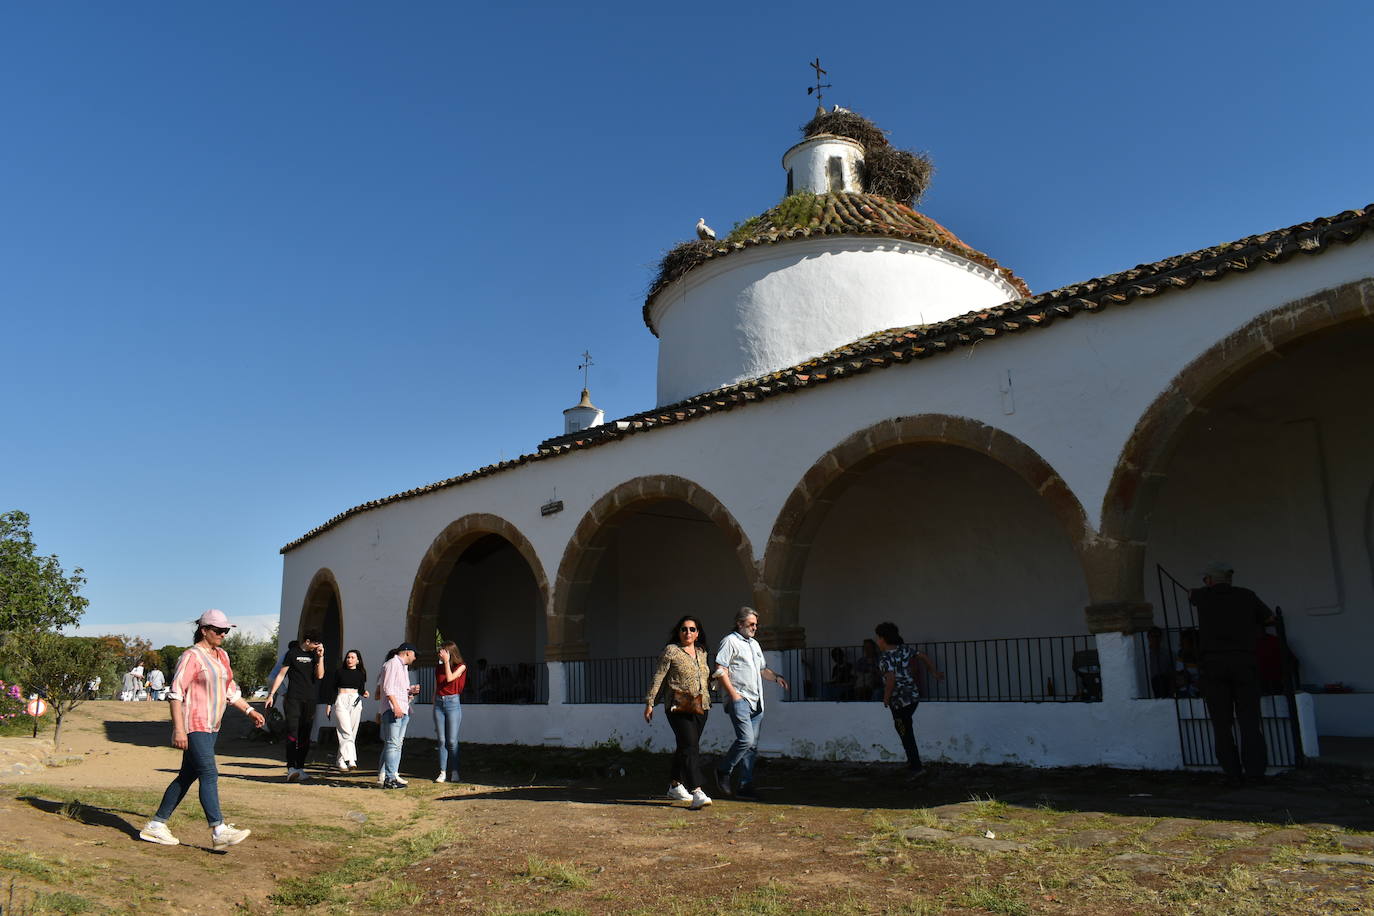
433, 694, 462, 780
718, 698, 764, 788
379, 709, 410, 780
154, 730, 222, 827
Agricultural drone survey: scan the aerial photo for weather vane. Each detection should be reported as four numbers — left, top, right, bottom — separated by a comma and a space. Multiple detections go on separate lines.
578, 350, 594, 389
806, 58, 831, 106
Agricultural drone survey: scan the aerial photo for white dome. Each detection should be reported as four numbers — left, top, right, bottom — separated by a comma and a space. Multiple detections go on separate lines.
649, 233, 1022, 405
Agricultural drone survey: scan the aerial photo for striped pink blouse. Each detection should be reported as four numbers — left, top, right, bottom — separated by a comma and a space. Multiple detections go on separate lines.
167, 646, 242, 733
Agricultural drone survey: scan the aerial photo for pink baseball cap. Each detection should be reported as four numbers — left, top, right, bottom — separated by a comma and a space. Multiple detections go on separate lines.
196, 609, 236, 629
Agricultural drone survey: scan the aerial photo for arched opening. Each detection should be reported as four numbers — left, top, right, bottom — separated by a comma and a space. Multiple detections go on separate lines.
407, 514, 549, 703
764, 417, 1095, 701
1140, 318, 1374, 692
550, 476, 767, 701
300, 569, 343, 668
797, 443, 1090, 646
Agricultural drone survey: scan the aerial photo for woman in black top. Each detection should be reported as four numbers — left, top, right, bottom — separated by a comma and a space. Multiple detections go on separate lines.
325, 650, 369, 772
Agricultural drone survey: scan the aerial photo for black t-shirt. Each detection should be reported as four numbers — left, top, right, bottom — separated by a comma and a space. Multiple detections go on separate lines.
280, 643, 323, 703
329, 666, 367, 700
1190, 584, 1271, 655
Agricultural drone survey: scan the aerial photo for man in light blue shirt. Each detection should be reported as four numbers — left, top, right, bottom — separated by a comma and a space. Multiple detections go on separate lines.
714, 607, 788, 800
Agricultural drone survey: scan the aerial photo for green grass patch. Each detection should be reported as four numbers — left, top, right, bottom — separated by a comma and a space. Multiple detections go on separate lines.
952, 883, 1029, 915
518, 854, 592, 889
0, 849, 55, 878
30, 891, 95, 914
362, 879, 425, 908
268, 875, 343, 908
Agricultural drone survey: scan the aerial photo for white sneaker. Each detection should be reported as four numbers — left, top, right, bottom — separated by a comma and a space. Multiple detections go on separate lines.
377, 772, 387, 786
392, 775, 408, 787
139, 820, 179, 846
337, 762, 350, 772
689, 788, 712, 810
435, 772, 446, 783
211, 823, 251, 850
286, 768, 300, 782
666, 783, 692, 801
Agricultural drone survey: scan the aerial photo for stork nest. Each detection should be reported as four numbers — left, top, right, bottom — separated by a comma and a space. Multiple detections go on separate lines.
802, 110, 934, 207
650, 239, 724, 295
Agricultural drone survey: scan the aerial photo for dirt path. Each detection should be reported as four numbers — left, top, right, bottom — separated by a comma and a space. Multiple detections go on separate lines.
0, 701, 431, 914
4, 703, 1374, 914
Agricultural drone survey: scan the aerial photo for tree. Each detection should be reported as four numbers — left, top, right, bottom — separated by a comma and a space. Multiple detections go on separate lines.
93, 634, 153, 675
0, 511, 89, 633
223, 629, 277, 695
158, 644, 187, 676
0, 630, 113, 746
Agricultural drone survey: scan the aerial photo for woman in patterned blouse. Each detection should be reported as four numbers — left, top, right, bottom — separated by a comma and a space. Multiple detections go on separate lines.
140, 609, 266, 849
644, 615, 715, 810
875, 621, 943, 776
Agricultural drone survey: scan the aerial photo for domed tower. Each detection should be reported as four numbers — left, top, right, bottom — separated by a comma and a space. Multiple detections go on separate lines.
645, 111, 1029, 407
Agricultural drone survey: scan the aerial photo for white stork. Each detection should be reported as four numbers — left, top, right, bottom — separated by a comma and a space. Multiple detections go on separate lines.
695, 218, 716, 241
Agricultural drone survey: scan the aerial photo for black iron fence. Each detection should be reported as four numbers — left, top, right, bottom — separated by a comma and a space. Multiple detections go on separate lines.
565, 656, 660, 704
780, 635, 1101, 703
414, 661, 548, 705
1149, 564, 1304, 769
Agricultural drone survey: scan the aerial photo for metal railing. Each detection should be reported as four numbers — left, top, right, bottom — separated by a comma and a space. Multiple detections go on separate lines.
780, 635, 1101, 703
414, 661, 548, 705
565, 656, 661, 704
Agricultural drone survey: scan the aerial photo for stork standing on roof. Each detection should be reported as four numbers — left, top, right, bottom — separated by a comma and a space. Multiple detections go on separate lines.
696, 218, 716, 241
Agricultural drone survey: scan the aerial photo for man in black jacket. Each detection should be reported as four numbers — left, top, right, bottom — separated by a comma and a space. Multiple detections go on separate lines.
1190, 562, 1274, 786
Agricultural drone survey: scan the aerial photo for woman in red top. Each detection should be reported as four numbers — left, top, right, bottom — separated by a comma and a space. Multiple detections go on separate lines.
433, 640, 467, 784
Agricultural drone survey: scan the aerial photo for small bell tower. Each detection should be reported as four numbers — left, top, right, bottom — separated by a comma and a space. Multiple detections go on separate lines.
562, 351, 604, 434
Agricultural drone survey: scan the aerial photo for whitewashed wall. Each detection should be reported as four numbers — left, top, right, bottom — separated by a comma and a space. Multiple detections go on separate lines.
649, 237, 1022, 406
280, 233, 1374, 763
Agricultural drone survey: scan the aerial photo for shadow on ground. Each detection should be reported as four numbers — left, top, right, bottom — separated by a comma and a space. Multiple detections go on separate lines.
19, 794, 142, 839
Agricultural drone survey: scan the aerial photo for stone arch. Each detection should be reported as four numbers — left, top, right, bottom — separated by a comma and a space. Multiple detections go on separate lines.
763, 415, 1095, 643
1099, 279, 1374, 619
299, 568, 344, 665
549, 475, 768, 659
405, 513, 550, 664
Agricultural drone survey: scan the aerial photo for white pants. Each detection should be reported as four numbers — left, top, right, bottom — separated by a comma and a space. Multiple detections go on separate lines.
334, 691, 362, 766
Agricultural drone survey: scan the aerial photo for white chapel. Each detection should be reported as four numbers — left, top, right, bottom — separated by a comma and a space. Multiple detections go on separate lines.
276, 107, 1374, 771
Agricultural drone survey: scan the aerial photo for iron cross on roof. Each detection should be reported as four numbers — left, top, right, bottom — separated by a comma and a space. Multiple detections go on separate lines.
578, 350, 594, 389
807, 58, 831, 106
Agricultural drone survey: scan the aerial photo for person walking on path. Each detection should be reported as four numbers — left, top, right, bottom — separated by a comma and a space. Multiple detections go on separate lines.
875, 621, 943, 777
644, 615, 715, 810
324, 649, 369, 772
713, 607, 788, 800
377, 642, 419, 789
140, 609, 265, 850
433, 641, 467, 784
1191, 561, 1274, 786
265, 632, 326, 782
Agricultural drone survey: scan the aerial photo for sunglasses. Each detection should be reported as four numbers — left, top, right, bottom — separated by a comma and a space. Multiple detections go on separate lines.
679, 625, 698, 633
207, 626, 230, 636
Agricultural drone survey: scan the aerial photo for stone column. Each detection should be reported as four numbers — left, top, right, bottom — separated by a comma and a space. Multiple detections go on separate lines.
542, 660, 567, 747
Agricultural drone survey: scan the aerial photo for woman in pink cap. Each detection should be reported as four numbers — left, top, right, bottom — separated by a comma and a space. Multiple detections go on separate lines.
140, 609, 265, 850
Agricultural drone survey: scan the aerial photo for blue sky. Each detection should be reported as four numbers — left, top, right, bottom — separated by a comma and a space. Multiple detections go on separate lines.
3, 1, 1370, 647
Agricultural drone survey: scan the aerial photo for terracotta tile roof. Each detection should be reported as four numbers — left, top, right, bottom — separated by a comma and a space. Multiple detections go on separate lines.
282, 203, 1372, 554
644, 191, 1031, 332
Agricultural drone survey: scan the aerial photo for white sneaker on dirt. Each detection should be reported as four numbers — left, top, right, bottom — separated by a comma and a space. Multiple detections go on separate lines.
689, 788, 712, 810
139, 821, 179, 846
665, 783, 692, 801
377, 772, 387, 786
435, 772, 446, 783
392, 775, 408, 787
212, 823, 251, 850
337, 762, 350, 772
286, 768, 300, 782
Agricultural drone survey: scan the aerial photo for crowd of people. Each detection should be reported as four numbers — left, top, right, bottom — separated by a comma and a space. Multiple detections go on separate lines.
135, 561, 1274, 851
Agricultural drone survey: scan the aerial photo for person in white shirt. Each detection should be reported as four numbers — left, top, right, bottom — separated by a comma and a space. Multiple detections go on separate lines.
713, 607, 788, 800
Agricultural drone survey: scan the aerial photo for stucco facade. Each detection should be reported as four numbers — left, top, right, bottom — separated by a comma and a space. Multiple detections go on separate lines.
277, 114, 1372, 767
